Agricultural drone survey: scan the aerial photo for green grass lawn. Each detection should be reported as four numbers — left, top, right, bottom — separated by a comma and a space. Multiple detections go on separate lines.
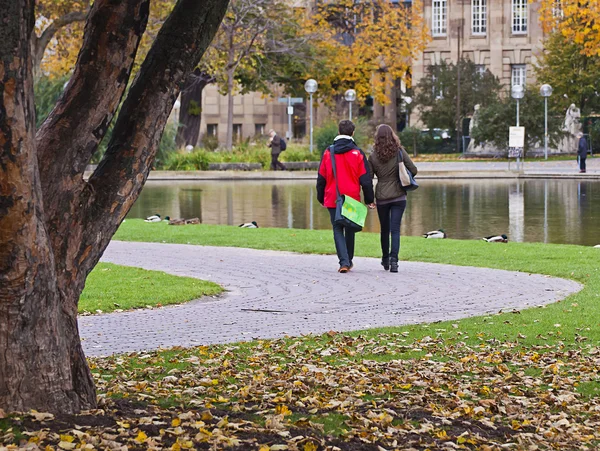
115, 220, 600, 347
80, 262, 222, 314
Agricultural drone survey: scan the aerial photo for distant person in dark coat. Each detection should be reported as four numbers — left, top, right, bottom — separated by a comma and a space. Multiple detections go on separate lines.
577, 132, 588, 173
268, 129, 286, 171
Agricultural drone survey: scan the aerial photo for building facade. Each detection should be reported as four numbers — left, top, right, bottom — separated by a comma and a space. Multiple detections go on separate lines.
411, 0, 546, 125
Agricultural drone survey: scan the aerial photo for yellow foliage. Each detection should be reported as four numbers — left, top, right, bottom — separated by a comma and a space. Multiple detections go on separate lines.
37, 0, 175, 78
305, 0, 429, 105
539, 0, 600, 56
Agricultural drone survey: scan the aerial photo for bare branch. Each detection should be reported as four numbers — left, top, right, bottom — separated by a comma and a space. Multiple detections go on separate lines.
33, 10, 89, 72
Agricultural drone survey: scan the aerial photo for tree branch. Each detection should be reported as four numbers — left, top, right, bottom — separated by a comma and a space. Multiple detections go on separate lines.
36, 0, 149, 219
82, 0, 229, 275
33, 10, 89, 73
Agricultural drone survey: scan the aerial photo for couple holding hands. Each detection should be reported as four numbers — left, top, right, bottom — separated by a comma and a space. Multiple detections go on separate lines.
316, 120, 418, 274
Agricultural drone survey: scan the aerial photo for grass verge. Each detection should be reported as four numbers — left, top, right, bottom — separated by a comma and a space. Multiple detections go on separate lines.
80, 262, 222, 314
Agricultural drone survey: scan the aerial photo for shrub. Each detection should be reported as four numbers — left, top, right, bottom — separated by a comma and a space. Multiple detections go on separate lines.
164, 149, 211, 170
280, 143, 321, 162
314, 118, 370, 153
202, 135, 219, 151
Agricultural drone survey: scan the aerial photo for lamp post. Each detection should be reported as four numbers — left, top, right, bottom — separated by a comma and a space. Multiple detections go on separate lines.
304, 79, 318, 154
511, 84, 525, 169
511, 84, 524, 126
540, 84, 553, 160
344, 89, 356, 121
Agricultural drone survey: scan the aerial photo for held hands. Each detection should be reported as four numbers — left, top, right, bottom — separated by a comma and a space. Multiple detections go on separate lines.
367, 203, 376, 209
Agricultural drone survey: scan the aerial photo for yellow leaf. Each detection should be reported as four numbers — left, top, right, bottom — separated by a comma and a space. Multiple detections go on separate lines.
304, 442, 318, 451
135, 431, 148, 443
59, 435, 74, 443
172, 418, 181, 427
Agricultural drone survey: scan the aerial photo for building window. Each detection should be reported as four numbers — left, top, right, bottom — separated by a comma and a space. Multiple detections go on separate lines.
471, 0, 487, 35
475, 64, 486, 77
233, 123, 243, 141
511, 64, 526, 88
255, 123, 266, 136
206, 124, 218, 137
432, 0, 447, 36
512, 0, 527, 34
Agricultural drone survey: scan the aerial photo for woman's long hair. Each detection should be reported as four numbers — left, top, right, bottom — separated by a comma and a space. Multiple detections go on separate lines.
373, 124, 402, 163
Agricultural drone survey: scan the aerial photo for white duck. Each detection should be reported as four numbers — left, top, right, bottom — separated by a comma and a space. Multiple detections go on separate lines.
145, 214, 167, 223
239, 221, 259, 228
483, 234, 508, 243
423, 229, 446, 239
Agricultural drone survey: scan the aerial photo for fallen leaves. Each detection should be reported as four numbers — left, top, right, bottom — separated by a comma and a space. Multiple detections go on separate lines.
2, 334, 600, 450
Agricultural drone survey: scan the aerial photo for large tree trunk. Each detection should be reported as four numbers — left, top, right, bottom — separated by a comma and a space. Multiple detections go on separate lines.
176, 68, 215, 148
0, 0, 229, 414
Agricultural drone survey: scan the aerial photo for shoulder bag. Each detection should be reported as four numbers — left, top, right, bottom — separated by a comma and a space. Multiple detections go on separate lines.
329, 144, 368, 232
397, 147, 419, 191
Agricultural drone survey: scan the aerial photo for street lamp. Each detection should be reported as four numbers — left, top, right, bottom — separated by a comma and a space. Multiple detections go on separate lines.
511, 84, 525, 126
344, 89, 356, 121
540, 84, 553, 160
304, 79, 318, 154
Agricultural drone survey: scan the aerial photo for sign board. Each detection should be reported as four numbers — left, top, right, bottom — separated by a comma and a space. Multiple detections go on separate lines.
278, 97, 304, 104
508, 126, 525, 159
287, 106, 294, 115
509, 126, 525, 148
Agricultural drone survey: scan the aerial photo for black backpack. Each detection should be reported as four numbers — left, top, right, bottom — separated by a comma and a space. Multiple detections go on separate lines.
280, 137, 287, 151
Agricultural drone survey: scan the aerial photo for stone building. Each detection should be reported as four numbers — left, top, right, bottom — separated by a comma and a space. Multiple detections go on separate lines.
411, 0, 546, 124
197, 85, 307, 145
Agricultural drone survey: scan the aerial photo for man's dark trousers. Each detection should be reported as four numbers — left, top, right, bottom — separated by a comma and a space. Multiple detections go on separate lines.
328, 208, 355, 268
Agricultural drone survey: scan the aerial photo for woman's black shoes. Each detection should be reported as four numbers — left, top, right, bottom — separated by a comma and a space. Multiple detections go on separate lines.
390, 258, 398, 273
381, 258, 390, 271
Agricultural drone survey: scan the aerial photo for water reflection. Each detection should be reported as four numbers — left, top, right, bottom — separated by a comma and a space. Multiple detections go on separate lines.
127, 179, 600, 246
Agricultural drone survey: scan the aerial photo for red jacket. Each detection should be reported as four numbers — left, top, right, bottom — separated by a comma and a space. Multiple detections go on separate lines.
316, 137, 374, 208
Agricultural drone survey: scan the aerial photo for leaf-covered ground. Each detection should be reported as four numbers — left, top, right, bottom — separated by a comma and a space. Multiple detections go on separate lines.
3, 332, 600, 450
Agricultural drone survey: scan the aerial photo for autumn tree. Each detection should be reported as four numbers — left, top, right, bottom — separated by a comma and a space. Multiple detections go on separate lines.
414, 59, 502, 133
35, 0, 175, 78
539, 0, 600, 57
205, 0, 310, 150
306, 0, 429, 111
0, 0, 228, 414
534, 31, 600, 116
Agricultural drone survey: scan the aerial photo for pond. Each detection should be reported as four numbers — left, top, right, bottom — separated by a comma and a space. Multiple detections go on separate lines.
127, 179, 600, 246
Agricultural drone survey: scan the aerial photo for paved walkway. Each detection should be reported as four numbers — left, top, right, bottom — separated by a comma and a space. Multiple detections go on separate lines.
79, 241, 582, 356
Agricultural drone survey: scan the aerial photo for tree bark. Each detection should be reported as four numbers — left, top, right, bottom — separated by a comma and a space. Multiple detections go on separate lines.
0, 0, 88, 413
176, 68, 215, 148
0, 0, 229, 414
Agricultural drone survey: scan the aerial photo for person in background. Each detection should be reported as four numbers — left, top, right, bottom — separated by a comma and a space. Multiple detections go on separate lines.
268, 129, 286, 171
316, 120, 375, 273
368, 124, 418, 273
577, 132, 588, 173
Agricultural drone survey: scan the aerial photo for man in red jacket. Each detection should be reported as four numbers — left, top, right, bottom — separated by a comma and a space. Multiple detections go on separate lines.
317, 120, 375, 273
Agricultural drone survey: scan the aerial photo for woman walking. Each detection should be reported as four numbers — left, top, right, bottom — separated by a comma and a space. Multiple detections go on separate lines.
368, 124, 418, 273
